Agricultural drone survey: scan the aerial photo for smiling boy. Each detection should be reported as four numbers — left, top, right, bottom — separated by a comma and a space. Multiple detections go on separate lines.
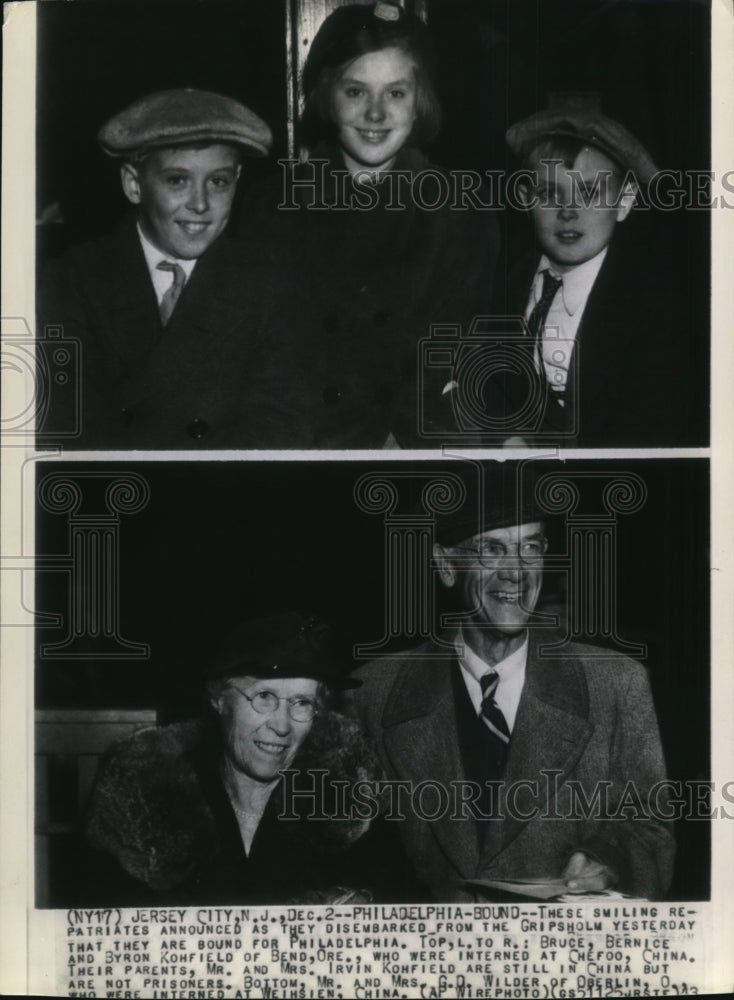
38, 88, 275, 448
498, 95, 691, 447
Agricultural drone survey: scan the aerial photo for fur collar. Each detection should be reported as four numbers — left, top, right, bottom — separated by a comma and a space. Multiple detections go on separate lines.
86, 711, 383, 891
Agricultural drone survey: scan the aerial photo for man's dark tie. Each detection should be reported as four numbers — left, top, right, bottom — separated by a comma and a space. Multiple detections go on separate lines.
527, 269, 563, 358
157, 260, 186, 326
479, 670, 511, 744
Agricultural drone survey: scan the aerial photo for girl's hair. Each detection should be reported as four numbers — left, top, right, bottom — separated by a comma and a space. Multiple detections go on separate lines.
299, 1, 441, 151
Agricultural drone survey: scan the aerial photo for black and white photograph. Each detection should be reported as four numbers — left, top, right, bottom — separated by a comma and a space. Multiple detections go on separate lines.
34, 458, 711, 910
32, 0, 709, 450
0, 0, 731, 998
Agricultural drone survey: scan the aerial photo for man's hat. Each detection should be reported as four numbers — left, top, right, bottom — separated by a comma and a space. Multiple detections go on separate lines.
433, 463, 544, 547
506, 92, 658, 184
205, 613, 360, 689
98, 88, 272, 158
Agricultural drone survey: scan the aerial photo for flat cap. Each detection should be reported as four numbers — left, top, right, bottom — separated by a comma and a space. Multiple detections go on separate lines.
98, 88, 272, 158
506, 92, 658, 184
205, 613, 360, 689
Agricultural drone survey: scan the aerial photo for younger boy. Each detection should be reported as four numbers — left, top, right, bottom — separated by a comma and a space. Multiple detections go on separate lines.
498, 95, 691, 447
39, 88, 279, 448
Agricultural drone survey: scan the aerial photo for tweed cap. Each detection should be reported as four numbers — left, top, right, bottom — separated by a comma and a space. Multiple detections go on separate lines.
434, 463, 544, 547
98, 88, 272, 158
205, 613, 360, 689
506, 93, 658, 184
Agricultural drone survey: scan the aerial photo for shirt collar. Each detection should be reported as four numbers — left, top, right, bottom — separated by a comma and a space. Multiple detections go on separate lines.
455, 629, 528, 730
537, 247, 608, 316
456, 629, 528, 683
137, 223, 197, 281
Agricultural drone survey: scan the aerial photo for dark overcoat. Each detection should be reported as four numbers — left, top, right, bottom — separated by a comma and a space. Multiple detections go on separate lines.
347, 633, 675, 902
236, 145, 501, 448
492, 213, 699, 447
38, 217, 289, 449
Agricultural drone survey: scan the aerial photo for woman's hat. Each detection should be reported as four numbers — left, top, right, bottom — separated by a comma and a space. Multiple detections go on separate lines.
206, 613, 360, 689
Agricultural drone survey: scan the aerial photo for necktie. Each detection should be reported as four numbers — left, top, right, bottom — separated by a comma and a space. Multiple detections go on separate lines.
479, 670, 511, 744
157, 260, 186, 326
526, 269, 563, 361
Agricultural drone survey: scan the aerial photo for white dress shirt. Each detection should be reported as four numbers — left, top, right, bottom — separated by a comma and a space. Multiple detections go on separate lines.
455, 629, 528, 734
526, 249, 608, 397
137, 224, 197, 305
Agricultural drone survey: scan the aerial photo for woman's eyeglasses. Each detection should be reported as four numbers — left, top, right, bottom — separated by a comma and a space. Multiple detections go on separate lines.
230, 685, 319, 723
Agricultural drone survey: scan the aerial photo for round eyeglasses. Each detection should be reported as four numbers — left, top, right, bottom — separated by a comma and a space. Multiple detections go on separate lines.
229, 685, 319, 723
453, 536, 548, 567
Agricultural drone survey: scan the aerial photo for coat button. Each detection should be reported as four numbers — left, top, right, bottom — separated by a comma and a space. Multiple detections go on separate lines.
121, 407, 134, 427
322, 313, 341, 334
372, 308, 391, 327
322, 386, 342, 406
187, 418, 209, 439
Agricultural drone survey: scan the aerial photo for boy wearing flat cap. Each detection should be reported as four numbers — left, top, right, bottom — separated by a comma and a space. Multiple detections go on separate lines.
494, 94, 691, 447
39, 89, 287, 448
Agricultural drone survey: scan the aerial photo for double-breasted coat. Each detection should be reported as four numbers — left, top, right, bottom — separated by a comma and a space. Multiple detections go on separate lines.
236, 145, 501, 448
38, 217, 290, 449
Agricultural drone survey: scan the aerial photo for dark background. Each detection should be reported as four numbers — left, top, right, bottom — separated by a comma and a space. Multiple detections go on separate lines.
36, 0, 711, 441
33, 0, 712, 902
35, 457, 710, 900
37, 0, 710, 241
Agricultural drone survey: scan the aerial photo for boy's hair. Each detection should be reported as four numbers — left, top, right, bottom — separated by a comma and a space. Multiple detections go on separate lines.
299, 3, 441, 151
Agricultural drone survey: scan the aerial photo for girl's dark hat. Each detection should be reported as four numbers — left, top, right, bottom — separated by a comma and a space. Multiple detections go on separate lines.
206, 613, 360, 689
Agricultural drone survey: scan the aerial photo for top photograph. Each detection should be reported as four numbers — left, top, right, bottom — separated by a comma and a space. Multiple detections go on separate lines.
34, 0, 710, 451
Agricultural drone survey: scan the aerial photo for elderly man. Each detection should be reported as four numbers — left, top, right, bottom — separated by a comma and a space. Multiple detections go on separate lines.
39, 88, 287, 448
348, 464, 674, 901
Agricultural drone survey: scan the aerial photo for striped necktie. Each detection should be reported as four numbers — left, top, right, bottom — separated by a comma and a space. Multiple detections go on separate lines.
157, 260, 186, 326
479, 670, 511, 744
527, 269, 563, 358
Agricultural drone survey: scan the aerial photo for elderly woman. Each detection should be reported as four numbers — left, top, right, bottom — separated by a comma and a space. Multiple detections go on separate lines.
238, 1, 499, 448
84, 614, 412, 904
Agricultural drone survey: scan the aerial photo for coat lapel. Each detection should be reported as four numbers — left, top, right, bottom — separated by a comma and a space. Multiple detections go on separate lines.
122, 238, 258, 404
479, 636, 594, 867
103, 222, 162, 374
381, 651, 481, 879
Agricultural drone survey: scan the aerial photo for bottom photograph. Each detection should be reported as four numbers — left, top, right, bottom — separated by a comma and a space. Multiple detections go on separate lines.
34, 457, 710, 911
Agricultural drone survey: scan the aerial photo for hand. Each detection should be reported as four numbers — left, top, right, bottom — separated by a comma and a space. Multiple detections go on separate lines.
562, 852, 616, 893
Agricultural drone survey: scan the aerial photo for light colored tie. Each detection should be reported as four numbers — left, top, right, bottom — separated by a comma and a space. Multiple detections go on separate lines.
157, 260, 186, 326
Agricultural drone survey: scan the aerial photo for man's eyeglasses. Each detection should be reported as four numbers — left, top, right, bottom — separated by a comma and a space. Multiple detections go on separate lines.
452, 536, 548, 567
230, 685, 319, 723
